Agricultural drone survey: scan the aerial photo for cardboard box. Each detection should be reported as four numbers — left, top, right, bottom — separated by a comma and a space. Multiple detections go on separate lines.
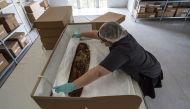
139, 3, 146, 8
90, 12, 125, 30
40, 0, 49, 10
163, 11, 176, 17
157, 10, 163, 17
0, 41, 22, 57
146, 13, 156, 18
0, 14, 19, 33
27, 13, 35, 24
0, 24, 8, 39
31, 24, 144, 109
40, 37, 59, 50
137, 7, 146, 13
166, 8, 176, 12
0, 0, 8, 9
175, 13, 187, 17
0, 53, 9, 73
134, 11, 147, 18
177, 8, 190, 13
27, 11, 44, 23
34, 6, 73, 50
24, 1, 44, 13
7, 32, 28, 48
134, 10, 155, 18
175, 8, 189, 17
38, 29, 63, 38
34, 6, 73, 29
167, 4, 173, 8
146, 5, 156, 13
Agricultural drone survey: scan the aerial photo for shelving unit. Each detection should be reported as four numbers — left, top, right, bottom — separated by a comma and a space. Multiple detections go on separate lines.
131, 0, 190, 21
0, 0, 33, 87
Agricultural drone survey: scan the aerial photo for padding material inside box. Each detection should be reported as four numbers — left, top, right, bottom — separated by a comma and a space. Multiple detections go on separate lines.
52, 38, 137, 97
34, 24, 92, 96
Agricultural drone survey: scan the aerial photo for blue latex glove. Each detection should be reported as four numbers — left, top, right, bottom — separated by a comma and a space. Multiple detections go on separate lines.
72, 32, 81, 38
53, 83, 76, 93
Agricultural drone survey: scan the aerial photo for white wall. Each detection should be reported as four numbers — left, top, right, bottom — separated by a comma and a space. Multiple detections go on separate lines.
128, 0, 136, 14
107, 0, 128, 8
48, 0, 68, 7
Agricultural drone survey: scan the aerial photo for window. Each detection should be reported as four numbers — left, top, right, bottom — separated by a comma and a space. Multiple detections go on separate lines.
68, 0, 78, 8
68, 0, 107, 8
99, 0, 107, 8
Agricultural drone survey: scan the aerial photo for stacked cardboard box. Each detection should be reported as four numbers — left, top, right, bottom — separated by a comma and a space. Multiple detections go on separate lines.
34, 6, 73, 50
0, 14, 19, 33
7, 32, 28, 49
163, 5, 176, 17
133, 3, 146, 18
0, 53, 9, 73
24, 1, 45, 23
0, 24, 8, 39
0, 40, 22, 57
146, 4, 156, 13
0, 0, 8, 9
90, 12, 125, 30
133, 3, 161, 18
157, 7, 163, 17
175, 8, 189, 17
137, 3, 146, 13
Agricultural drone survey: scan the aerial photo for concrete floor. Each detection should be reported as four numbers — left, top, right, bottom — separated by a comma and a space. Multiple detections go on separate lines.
0, 8, 190, 109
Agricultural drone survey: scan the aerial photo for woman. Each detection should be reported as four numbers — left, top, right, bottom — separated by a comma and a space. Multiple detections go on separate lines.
53, 22, 163, 98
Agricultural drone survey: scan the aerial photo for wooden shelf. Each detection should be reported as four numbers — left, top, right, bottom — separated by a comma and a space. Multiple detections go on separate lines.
0, 61, 15, 87
15, 42, 32, 63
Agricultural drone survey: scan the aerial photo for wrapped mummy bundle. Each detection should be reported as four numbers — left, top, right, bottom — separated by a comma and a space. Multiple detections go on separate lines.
68, 43, 90, 97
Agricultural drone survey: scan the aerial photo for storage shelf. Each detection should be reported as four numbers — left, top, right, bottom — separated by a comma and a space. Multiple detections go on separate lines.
136, 17, 161, 19
0, 61, 15, 86
137, 16, 190, 19
163, 17, 190, 18
0, 3, 13, 11
134, 0, 190, 21
0, 0, 34, 87
0, 61, 14, 79
0, 23, 23, 43
167, 0, 190, 3
15, 42, 32, 63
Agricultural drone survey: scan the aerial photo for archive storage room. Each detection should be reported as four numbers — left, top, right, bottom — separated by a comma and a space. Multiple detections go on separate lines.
0, 0, 189, 109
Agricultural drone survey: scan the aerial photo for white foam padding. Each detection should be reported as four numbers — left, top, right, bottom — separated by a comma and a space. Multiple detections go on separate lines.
53, 38, 136, 97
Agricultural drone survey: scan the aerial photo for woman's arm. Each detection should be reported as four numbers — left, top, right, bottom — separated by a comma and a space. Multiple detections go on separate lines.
73, 65, 110, 89
81, 30, 99, 39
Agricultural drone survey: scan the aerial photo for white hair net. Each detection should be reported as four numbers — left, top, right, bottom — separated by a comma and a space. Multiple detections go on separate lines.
99, 22, 128, 43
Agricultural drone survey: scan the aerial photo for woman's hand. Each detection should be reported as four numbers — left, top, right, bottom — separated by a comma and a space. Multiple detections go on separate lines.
53, 83, 76, 93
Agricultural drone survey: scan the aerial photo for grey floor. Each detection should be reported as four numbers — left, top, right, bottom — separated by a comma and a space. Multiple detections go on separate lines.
0, 8, 190, 109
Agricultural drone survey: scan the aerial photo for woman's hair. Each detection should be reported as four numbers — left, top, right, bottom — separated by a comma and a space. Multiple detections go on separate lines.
99, 22, 128, 43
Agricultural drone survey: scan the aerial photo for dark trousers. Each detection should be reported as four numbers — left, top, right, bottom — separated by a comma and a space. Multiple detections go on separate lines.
138, 71, 163, 98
